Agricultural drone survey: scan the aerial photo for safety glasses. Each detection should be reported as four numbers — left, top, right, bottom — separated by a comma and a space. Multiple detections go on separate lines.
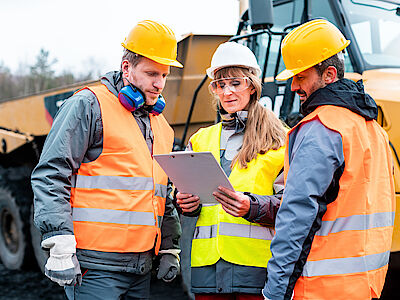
209, 77, 251, 95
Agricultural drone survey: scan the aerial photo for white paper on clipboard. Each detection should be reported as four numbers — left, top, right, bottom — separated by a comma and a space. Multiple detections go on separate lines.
154, 151, 234, 204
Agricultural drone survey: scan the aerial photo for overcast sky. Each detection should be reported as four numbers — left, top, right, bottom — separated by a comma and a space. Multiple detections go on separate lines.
0, 0, 240, 76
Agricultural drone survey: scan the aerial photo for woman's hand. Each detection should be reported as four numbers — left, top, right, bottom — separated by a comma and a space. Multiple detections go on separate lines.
176, 192, 200, 213
213, 186, 250, 217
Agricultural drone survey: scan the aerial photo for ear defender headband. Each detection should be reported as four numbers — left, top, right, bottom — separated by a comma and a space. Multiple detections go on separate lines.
118, 80, 166, 115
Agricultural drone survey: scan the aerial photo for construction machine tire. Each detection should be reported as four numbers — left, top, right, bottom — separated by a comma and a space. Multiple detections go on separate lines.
0, 166, 35, 270
30, 205, 49, 273
0, 187, 31, 269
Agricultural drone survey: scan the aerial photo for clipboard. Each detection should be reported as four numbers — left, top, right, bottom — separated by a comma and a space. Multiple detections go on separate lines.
154, 151, 234, 204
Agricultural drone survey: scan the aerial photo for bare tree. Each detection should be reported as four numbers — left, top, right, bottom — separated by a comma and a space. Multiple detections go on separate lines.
0, 49, 98, 101
29, 48, 57, 93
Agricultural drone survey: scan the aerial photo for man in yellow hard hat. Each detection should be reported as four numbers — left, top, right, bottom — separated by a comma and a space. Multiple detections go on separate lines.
262, 19, 395, 300
32, 20, 183, 299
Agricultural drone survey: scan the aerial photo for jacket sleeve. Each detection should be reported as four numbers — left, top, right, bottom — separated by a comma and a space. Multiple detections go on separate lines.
160, 179, 182, 250
243, 172, 283, 227
263, 119, 344, 300
31, 90, 99, 240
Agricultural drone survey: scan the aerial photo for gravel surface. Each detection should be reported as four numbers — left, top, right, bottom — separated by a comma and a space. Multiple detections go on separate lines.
0, 264, 64, 300
0, 263, 190, 300
1, 262, 398, 299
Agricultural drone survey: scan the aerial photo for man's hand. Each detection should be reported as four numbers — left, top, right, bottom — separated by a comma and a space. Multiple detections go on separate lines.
157, 253, 180, 282
41, 235, 82, 286
176, 192, 200, 213
213, 186, 250, 217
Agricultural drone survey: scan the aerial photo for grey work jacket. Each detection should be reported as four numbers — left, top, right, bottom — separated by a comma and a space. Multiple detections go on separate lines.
31, 71, 181, 274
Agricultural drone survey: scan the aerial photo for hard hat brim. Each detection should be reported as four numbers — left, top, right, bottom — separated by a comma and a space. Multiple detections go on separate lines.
206, 65, 261, 79
150, 55, 183, 68
275, 69, 295, 81
121, 42, 183, 68
275, 40, 350, 81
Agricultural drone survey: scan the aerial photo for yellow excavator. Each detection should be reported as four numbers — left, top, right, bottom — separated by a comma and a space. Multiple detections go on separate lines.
235, 0, 400, 253
180, 0, 400, 297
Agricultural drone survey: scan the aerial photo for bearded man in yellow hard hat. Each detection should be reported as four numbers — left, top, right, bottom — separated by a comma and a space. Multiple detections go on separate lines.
262, 19, 395, 300
32, 20, 183, 299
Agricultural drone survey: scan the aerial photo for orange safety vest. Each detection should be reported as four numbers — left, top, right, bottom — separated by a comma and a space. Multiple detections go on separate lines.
284, 105, 395, 300
70, 84, 174, 254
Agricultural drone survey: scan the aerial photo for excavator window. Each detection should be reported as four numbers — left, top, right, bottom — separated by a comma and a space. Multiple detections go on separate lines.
310, 0, 354, 72
253, 0, 305, 79
44, 91, 75, 121
342, 0, 400, 69
377, 105, 389, 129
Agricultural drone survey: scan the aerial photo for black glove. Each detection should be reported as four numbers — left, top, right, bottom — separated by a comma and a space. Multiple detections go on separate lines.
157, 253, 180, 282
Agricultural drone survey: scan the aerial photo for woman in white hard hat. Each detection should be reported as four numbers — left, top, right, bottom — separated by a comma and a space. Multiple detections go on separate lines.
176, 42, 287, 299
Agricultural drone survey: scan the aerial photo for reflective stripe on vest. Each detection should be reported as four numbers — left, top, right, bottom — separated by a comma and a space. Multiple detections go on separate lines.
193, 223, 275, 240
189, 123, 284, 268
285, 105, 395, 299
303, 251, 390, 277
73, 207, 156, 226
194, 225, 218, 239
316, 211, 395, 236
72, 174, 167, 198
219, 222, 274, 240
70, 84, 173, 254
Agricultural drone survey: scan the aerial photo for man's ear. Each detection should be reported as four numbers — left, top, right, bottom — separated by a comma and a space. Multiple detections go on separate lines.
121, 60, 130, 78
323, 66, 337, 84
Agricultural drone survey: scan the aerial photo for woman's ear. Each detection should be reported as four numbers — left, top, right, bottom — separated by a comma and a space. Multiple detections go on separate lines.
250, 87, 256, 95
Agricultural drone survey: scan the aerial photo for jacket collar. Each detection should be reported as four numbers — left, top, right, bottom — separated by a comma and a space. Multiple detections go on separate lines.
301, 78, 378, 120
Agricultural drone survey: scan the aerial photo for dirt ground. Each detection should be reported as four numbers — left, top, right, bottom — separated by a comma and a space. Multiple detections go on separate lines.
0, 263, 190, 300
379, 265, 400, 300
1, 261, 399, 300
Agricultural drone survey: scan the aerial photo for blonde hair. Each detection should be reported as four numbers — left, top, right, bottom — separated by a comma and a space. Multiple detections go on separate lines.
213, 67, 287, 169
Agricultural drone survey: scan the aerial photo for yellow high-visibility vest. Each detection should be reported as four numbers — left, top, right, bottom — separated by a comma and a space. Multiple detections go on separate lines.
189, 123, 284, 268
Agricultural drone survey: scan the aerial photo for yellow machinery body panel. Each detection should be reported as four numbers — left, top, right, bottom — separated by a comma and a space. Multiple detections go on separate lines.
0, 34, 230, 153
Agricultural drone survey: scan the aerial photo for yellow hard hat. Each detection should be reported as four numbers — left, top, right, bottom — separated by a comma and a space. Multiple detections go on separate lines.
276, 19, 350, 81
122, 20, 183, 68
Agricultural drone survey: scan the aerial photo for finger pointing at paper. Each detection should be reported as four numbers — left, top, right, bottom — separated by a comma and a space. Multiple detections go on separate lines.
176, 192, 200, 213
213, 186, 250, 217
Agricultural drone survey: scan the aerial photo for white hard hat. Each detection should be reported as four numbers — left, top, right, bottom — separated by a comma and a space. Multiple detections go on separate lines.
206, 42, 262, 79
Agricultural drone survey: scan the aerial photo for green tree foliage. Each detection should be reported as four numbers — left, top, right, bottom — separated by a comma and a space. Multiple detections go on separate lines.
0, 48, 96, 101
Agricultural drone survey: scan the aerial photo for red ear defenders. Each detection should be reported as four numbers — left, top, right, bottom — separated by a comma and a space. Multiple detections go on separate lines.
118, 81, 166, 115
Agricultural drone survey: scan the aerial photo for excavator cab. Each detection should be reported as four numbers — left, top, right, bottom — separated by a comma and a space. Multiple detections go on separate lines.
178, 1, 400, 297
231, 0, 400, 296
236, 0, 362, 127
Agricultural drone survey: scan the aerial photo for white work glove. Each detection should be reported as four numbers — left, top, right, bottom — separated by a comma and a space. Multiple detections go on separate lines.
41, 235, 82, 286
157, 249, 180, 282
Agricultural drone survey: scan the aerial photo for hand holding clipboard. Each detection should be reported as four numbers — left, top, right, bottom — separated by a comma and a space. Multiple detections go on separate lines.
153, 151, 234, 205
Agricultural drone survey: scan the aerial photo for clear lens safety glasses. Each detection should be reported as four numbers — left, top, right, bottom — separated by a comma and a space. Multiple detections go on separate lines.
209, 77, 251, 94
